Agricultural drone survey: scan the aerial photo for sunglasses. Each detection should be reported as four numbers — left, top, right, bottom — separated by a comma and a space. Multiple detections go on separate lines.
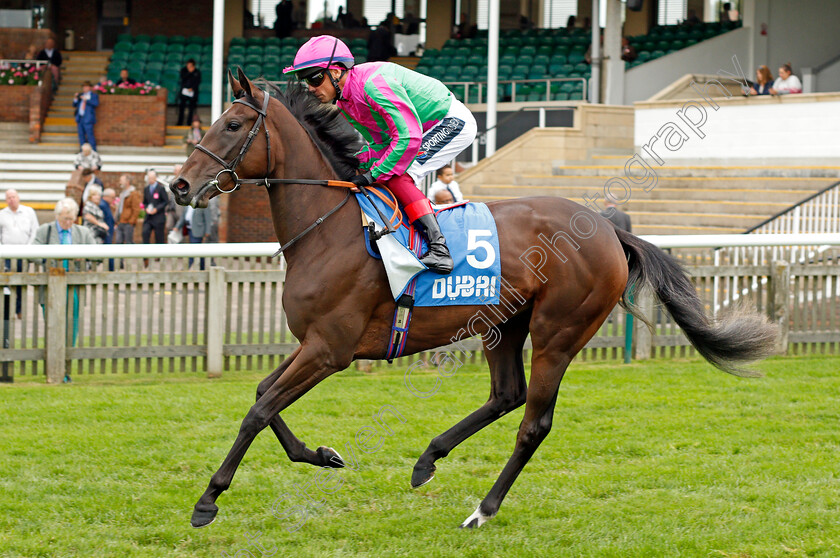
301, 71, 326, 87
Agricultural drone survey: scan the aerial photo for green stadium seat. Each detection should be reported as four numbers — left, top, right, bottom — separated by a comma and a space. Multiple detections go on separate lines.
573, 63, 589, 73
184, 43, 203, 55
533, 54, 550, 66
230, 37, 246, 47
168, 44, 185, 55
567, 52, 586, 65
264, 37, 281, 47
149, 42, 167, 54
246, 37, 263, 46
461, 66, 479, 79
170, 35, 186, 45
466, 55, 484, 66
550, 53, 568, 64
498, 64, 513, 79
536, 45, 552, 56
243, 63, 262, 76
116, 33, 132, 43
245, 54, 262, 65
569, 91, 583, 100
147, 51, 165, 63
264, 45, 281, 56
553, 92, 569, 101
132, 42, 150, 53
151, 34, 168, 44
134, 34, 151, 43
187, 35, 205, 44
430, 65, 446, 78
245, 45, 263, 56
515, 55, 533, 66
499, 54, 517, 66
650, 50, 665, 59
114, 42, 131, 53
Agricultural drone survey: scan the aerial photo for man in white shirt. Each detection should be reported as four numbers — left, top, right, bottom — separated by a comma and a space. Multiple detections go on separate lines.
426, 164, 464, 204
0, 189, 40, 318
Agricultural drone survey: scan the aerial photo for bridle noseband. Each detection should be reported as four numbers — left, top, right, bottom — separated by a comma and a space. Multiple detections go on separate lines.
191, 87, 357, 255
194, 90, 272, 194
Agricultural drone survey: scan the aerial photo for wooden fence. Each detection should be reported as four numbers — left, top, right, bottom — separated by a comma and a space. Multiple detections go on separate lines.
1, 248, 838, 382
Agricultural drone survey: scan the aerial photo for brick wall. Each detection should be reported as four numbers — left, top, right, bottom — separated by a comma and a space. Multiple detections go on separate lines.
55, 0, 212, 52
0, 29, 53, 59
94, 89, 167, 147
55, 2, 97, 52
29, 71, 53, 143
224, 185, 275, 243
0, 85, 35, 122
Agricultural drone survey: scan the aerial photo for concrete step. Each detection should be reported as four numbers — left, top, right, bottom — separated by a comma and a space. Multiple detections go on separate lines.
509, 174, 836, 191
0, 171, 70, 181
631, 223, 743, 235
551, 164, 840, 179
469, 183, 827, 202
627, 211, 765, 228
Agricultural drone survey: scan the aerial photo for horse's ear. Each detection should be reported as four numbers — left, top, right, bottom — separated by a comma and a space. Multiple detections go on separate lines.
228, 68, 242, 97
237, 67, 253, 98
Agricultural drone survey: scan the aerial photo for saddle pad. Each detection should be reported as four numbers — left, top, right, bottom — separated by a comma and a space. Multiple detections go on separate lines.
355, 188, 501, 307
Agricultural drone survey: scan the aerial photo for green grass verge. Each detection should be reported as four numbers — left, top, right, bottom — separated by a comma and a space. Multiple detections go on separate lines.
1, 355, 839, 557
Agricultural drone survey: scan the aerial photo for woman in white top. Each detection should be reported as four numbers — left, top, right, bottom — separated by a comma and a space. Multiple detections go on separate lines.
770, 63, 802, 95
426, 164, 463, 203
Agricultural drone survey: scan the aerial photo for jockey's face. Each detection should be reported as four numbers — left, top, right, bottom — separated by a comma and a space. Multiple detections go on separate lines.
307, 68, 343, 103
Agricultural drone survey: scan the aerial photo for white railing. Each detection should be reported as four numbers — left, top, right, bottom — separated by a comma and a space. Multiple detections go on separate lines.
2, 234, 840, 260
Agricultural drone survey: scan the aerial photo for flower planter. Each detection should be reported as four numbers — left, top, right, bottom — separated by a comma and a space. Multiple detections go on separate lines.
93, 88, 168, 147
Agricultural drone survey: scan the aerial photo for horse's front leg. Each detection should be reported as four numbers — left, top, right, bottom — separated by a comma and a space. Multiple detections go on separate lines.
256, 346, 344, 468
191, 342, 344, 528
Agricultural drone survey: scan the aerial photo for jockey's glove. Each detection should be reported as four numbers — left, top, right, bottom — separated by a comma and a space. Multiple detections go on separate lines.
349, 171, 374, 187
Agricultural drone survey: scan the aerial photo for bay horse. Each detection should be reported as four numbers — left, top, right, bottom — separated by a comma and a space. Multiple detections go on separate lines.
171, 70, 778, 529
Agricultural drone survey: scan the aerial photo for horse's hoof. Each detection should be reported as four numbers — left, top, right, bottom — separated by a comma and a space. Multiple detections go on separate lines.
191, 504, 219, 528
410, 465, 436, 488
317, 446, 344, 468
459, 506, 493, 529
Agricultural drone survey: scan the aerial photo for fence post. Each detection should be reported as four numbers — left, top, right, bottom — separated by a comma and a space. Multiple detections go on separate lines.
45, 267, 67, 384
769, 260, 790, 354
206, 266, 226, 377
634, 287, 654, 360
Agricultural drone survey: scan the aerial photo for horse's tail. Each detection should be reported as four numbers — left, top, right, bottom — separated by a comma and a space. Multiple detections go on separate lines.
614, 228, 779, 377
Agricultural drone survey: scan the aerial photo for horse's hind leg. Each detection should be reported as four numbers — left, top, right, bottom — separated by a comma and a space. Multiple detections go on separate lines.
411, 310, 531, 488
255, 347, 343, 469
461, 346, 571, 528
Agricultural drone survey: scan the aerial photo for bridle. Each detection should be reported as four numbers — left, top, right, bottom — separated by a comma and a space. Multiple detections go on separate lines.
193, 88, 356, 254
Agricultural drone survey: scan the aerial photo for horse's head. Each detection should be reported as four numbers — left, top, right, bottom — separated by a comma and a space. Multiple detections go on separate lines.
170, 68, 275, 208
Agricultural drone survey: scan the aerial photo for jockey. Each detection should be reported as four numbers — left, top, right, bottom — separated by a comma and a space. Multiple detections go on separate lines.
283, 36, 478, 275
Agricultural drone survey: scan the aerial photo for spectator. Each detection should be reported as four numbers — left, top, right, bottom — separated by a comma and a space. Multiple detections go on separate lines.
565, 15, 577, 31
427, 165, 463, 203
0, 189, 39, 319
0, 51, 10, 71
749, 65, 774, 95
174, 204, 212, 270
293, 0, 307, 28
74, 142, 102, 171
177, 59, 201, 126
208, 196, 221, 243
770, 63, 802, 95
73, 81, 99, 150
721, 2, 739, 22
100, 188, 117, 244
184, 117, 204, 155
34, 197, 97, 381
161, 164, 184, 230
115, 68, 137, 86
36, 37, 62, 89
433, 189, 455, 205
275, 0, 295, 38
368, 21, 393, 62
621, 37, 637, 63
684, 9, 701, 26
80, 168, 104, 204
142, 170, 169, 244
600, 201, 632, 232
114, 174, 142, 244
24, 44, 38, 60
82, 186, 109, 243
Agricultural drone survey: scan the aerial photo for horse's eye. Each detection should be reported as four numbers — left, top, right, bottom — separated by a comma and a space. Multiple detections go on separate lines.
227, 121, 241, 131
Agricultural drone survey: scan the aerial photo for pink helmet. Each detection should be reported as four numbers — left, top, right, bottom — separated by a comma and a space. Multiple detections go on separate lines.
282, 36, 355, 75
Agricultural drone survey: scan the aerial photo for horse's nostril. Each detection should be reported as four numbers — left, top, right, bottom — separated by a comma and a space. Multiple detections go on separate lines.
172, 178, 190, 193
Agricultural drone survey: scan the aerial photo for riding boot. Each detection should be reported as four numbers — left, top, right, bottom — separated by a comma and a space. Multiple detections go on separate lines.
415, 213, 454, 275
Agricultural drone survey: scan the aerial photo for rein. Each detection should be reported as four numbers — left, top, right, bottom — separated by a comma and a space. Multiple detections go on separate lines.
193, 87, 403, 254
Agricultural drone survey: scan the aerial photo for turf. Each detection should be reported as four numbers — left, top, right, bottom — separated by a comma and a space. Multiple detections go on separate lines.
1, 355, 839, 558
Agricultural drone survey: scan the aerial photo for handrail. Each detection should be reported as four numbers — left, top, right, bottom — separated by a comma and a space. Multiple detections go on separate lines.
743, 179, 840, 234
3, 234, 840, 260
813, 51, 840, 73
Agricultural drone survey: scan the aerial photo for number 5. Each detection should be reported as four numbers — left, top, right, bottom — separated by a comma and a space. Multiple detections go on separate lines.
466, 229, 495, 269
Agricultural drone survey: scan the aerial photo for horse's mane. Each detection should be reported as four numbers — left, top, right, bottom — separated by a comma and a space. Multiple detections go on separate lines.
259, 81, 362, 180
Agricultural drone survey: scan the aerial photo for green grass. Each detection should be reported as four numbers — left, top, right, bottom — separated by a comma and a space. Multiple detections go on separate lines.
2, 355, 840, 557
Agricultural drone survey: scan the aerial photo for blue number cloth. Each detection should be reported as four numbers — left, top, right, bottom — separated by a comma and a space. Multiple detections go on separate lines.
356, 188, 501, 307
